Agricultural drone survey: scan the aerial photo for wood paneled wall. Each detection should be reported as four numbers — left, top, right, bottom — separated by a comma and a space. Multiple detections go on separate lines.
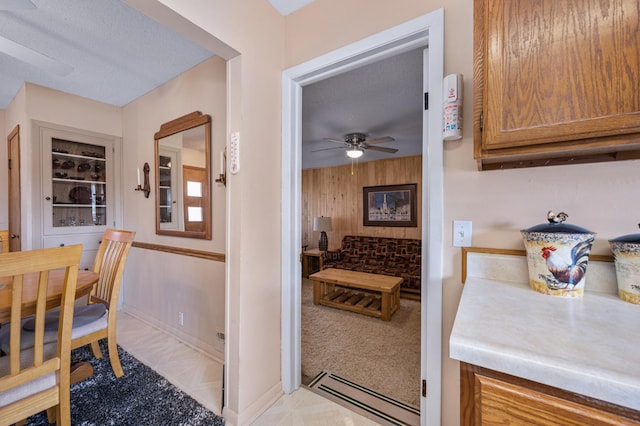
302, 155, 422, 250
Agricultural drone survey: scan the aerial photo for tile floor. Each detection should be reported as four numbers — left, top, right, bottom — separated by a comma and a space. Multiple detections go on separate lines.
117, 312, 378, 425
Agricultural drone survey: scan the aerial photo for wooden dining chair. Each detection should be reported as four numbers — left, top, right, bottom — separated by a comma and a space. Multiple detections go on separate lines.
68, 229, 135, 378
0, 230, 9, 253
0, 244, 82, 426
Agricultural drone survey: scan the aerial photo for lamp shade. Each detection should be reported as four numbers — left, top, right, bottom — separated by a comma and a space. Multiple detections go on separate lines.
313, 216, 332, 232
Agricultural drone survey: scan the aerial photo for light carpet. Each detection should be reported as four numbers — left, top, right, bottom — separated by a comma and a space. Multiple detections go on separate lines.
301, 278, 421, 407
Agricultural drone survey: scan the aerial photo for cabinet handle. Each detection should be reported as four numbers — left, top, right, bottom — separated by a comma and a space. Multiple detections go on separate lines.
45, 196, 51, 201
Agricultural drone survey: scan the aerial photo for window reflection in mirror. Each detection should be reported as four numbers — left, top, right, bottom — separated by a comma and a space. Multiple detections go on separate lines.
154, 111, 211, 239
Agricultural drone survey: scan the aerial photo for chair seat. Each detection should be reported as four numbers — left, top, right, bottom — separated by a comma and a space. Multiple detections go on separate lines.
0, 343, 58, 407
0, 305, 108, 353
22, 304, 106, 331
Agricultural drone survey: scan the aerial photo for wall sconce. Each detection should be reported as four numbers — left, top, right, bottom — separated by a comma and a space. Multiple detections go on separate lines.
215, 150, 226, 186
135, 162, 151, 198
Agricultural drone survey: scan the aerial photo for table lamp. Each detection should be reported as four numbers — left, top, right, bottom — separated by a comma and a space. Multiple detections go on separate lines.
313, 216, 332, 252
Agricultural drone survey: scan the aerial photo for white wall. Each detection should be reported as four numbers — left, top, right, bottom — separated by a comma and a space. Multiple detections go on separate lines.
0, 0, 285, 420
5, 1, 635, 424
0, 108, 6, 230
121, 56, 227, 359
2, 83, 122, 252
149, 1, 286, 423
0, 55, 228, 380
284, 1, 640, 425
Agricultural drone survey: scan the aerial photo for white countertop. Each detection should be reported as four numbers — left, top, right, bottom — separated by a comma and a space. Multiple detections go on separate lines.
450, 251, 640, 411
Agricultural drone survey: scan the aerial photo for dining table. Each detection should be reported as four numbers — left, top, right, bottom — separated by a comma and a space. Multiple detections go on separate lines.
0, 269, 99, 384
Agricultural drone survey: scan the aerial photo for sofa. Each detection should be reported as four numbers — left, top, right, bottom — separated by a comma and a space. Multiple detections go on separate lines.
322, 235, 421, 299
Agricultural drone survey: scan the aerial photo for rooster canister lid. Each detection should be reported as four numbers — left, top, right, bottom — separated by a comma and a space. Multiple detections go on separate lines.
522, 211, 593, 234
609, 224, 640, 243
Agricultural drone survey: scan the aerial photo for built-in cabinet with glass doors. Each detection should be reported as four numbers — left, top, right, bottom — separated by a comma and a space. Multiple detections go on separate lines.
40, 124, 119, 269
49, 138, 107, 229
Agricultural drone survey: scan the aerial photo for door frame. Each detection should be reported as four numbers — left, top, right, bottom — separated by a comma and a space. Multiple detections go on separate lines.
281, 9, 444, 424
7, 125, 21, 252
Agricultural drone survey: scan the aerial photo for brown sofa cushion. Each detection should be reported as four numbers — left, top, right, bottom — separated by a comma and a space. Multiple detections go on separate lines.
323, 235, 421, 297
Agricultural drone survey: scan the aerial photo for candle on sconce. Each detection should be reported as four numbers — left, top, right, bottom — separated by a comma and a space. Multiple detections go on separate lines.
220, 152, 224, 175
137, 167, 141, 186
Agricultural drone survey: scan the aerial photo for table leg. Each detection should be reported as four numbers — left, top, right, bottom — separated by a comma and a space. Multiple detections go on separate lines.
381, 292, 391, 321
70, 361, 94, 384
313, 280, 321, 305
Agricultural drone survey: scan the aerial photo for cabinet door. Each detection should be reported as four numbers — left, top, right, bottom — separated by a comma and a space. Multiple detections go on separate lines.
158, 147, 182, 231
461, 363, 640, 426
474, 0, 640, 167
42, 234, 102, 270
41, 127, 114, 236
475, 374, 636, 426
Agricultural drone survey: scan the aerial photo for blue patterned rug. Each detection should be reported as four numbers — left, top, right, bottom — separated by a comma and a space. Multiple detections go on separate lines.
26, 342, 225, 425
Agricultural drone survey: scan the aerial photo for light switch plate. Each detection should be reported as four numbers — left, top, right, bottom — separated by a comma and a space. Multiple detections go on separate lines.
453, 220, 472, 247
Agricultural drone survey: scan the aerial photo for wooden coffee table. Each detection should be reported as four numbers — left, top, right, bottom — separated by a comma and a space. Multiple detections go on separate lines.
309, 268, 402, 321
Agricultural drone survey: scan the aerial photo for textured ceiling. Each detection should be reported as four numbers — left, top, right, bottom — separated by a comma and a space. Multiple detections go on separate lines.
302, 47, 424, 170
268, 0, 315, 16
0, 0, 213, 108
1, 0, 423, 170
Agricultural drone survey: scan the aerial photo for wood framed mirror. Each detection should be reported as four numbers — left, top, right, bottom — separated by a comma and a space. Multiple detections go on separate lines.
154, 111, 212, 239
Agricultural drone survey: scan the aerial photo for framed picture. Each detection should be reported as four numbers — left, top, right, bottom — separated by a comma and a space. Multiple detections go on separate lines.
363, 184, 417, 227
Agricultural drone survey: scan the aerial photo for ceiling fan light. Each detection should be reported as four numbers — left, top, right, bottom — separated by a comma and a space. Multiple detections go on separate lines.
346, 148, 363, 159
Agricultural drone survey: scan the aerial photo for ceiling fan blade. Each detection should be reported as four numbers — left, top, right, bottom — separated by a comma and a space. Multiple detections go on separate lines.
323, 138, 349, 145
363, 136, 395, 145
311, 146, 346, 153
364, 145, 398, 153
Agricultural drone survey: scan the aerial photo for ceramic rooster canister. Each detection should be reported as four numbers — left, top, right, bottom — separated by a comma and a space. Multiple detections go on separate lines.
609, 224, 640, 304
521, 211, 596, 297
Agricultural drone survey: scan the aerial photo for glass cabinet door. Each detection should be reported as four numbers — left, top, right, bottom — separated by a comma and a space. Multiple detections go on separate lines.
42, 129, 114, 235
158, 148, 182, 230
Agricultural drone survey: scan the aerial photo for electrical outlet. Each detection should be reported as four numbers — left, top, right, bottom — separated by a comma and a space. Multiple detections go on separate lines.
178, 312, 184, 327
453, 220, 472, 247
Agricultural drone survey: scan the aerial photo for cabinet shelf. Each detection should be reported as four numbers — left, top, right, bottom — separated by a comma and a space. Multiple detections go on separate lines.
53, 204, 106, 208
52, 151, 106, 161
53, 178, 105, 184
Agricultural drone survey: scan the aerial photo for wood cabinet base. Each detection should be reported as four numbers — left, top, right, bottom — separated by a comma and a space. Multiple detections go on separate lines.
461, 362, 640, 425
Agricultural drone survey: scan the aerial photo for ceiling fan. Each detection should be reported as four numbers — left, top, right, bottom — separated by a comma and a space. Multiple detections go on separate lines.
313, 132, 397, 159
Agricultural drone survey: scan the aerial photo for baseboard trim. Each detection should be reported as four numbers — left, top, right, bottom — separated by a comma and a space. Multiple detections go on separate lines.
120, 307, 224, 364
236, 381, 283, 426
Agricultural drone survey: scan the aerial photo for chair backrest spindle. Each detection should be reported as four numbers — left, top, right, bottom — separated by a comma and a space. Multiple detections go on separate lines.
0, 244, 82, 425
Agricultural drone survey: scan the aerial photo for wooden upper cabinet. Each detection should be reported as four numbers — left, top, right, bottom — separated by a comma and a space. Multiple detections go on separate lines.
474, 0, 640, 170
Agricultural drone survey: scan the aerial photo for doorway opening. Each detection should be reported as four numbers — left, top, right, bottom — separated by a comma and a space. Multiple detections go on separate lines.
281, 9, 444, 424
299, 46, 425, 409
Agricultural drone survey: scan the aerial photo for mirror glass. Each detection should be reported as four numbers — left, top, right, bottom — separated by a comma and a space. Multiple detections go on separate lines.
155, 111, 212, 239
